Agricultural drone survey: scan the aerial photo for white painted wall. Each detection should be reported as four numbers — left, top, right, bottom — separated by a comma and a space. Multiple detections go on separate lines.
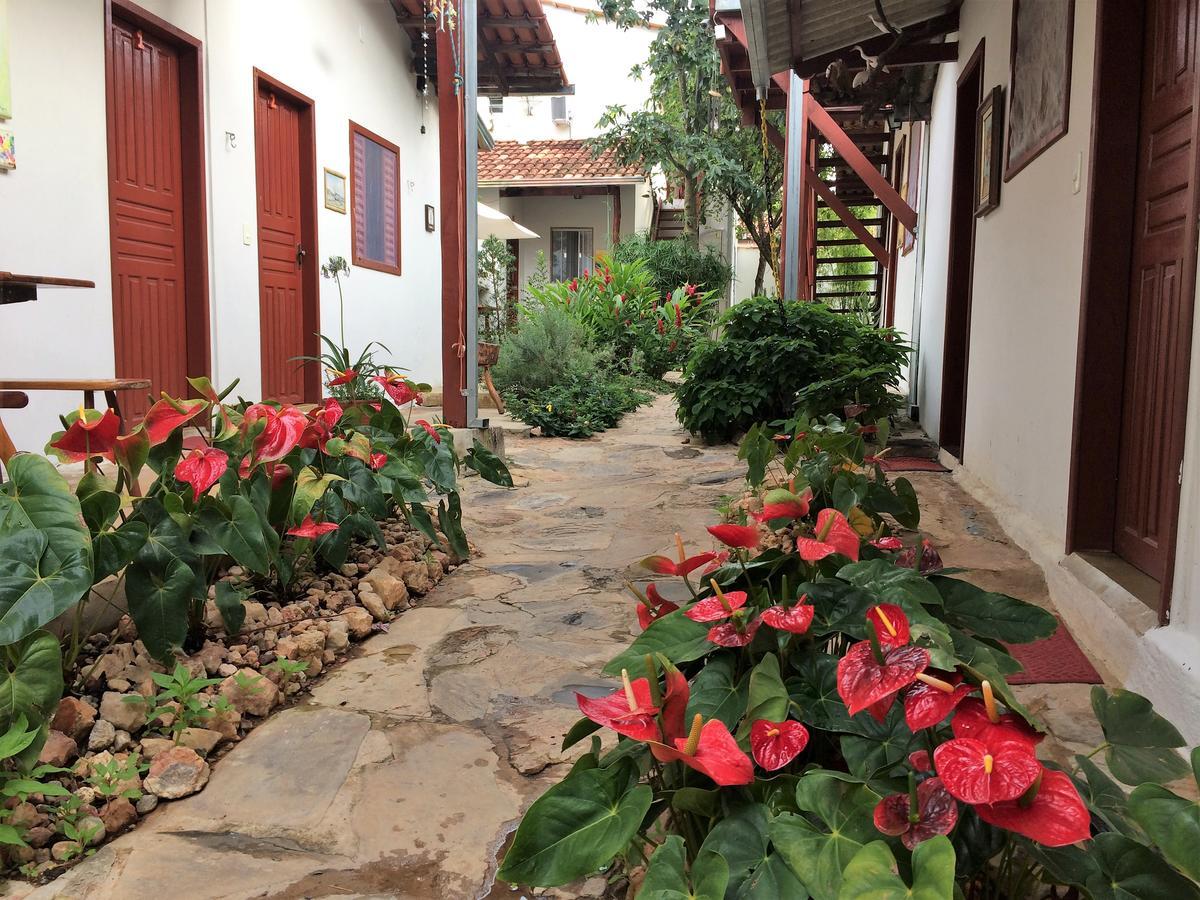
0, 0, 441, 455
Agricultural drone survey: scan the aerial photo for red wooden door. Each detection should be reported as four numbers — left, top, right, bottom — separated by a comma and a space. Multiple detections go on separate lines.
1115, 0, 1200, 580
108, 18, 189, 420
254, 85, 309, 404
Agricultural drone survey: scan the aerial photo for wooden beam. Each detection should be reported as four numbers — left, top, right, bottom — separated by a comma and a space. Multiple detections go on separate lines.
844, 42, 958, 70
807, 97, 917, 232
793, 12, 959, 77
721, 16, 791, 97
610, 186, 622, 246
803, 167, 889, 266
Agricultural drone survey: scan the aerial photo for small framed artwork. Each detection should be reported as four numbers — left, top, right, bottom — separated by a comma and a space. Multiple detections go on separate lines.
0, 128, 13, 170
425, 204, 435, 232
975, 86, 1004, 217
323, 168, 346, 214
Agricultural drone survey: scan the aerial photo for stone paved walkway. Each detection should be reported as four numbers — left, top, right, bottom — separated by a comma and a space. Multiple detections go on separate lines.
21, 395, 1105, 900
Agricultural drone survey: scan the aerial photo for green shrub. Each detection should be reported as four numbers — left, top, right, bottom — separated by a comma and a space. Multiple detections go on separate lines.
611, 233, 732, 298
506, 373, 651, 438
675, 295, 907, 442
492, 304, 596, 395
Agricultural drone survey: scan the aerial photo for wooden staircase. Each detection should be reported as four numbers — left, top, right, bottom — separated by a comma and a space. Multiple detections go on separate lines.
652, 205, 686, 241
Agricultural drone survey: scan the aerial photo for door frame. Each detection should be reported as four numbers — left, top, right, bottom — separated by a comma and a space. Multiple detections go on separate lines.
937, 39, 985, 460
1067, 0, 1199, 622
252, 68, 321, 403
104, 0, 211, 391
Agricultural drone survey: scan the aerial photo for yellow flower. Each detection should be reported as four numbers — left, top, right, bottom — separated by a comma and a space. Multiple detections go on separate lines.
546, 403, 554, 412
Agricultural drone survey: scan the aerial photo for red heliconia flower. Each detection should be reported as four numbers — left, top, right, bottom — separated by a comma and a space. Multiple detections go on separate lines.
369, 452, 388, 470
650, 715, 754, 786
568, 278, 578, 292
904, 673, 973, 731
685, 589, 748, 623
373, 375, 421, 407
760, 599, 815, 634
867, 604, 911, 648
909, 749, 932, 772
287, 515, 340, 539
797, 508, 861, 562
575, 671, 660, 742
896, 539, 944, 573
874, 777, 959, 850
642, 534, 718, 578
668, 339, 677, 352
685, 283, 697, 297
707, 612, 761, 647
837, 640, 930, 717
244, 404, 308, 465
974, 769, 1092, 847
327, 368, 357, 386
635, 583, 679, 630
656, 318, 666, 334
49, 409, 121, 460
754, 487, 812, 522
952, 698, 1043, 750
870, 536, 904, 552
706, 523, 760, 550
415, 419, 441, 443
933, 737, 1042, 804
674, 304, 683, 328
174, 446, 228, 501
142, 397, 209, 446
750, 719, 809, 771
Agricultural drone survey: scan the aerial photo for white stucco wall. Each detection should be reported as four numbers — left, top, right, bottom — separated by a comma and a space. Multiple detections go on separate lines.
0, 0, 441, 455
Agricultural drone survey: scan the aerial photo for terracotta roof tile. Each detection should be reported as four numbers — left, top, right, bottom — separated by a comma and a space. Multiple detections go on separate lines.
478, 139, 645, 183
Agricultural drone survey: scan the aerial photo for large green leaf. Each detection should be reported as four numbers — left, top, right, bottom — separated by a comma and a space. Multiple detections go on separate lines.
1128, 748, 1200, 881
640, 835, 730, 900
214, 581, 248, 636
0, 454, 92, 566
290, 467, 344, 524
437, 494, 470, 561
196, 495, 273, 576
1091, 687, 1189, 785
603, 608, 713, 676
837, 837, 955, 900
1084, 832, 1200, 900
93, 521, 149, 582
769, 772, 881, 900
686, 654, 748, 730
497, 758, 651, 887
125, 557, 193, 664
0, 531, 92, 645
835, 559, 942, 609
75, 471, 121, 535
699, 803, 807, 900
465, 439, 514, 487
933, 576, 1057, 644
0, 632, 63, 732
840, 703, 918, 780
742, 653, 788, 734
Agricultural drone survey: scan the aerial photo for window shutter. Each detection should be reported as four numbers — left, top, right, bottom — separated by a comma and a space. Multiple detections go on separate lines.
352, 132, 367, 259
382, 147, 397, 267
349, 122, 402, 275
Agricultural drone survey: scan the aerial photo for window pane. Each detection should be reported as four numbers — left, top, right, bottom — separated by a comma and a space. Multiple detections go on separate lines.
551, 229, 592, 281
353, 128, 399, 271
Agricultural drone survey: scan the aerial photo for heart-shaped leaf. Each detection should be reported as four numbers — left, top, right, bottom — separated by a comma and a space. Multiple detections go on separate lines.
93, 521, 149, 582
0, 454, 92, 566
640, 834, 729, 900
837, 836, 955, 900
1091, 687, 1188, 785
603, 608, 714, 677
933, 576, 1058, 644
197, 495, 273, 576
214, 581, 249, 636
0, 531, 92, 645
686, 654, 747, 730
1083, 832, 1200, 899
125, 557, 194, 664
1128, 748, 1200, 881
0, 631, 64, 732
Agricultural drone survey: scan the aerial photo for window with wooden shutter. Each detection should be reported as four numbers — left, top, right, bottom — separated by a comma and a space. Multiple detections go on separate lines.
349, 121, 401, 275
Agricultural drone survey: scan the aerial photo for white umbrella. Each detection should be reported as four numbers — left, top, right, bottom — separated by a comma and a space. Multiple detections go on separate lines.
477, 202, 539, 240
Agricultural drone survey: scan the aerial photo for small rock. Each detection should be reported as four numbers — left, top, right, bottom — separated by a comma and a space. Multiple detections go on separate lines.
74, 786, 98, 807
179, 727, 223, 756
38, 730, 79, 767
25, 826, 54, 849
100, 797, 137, 836
426, 557, 442, 581
99, 691, 149, 733
112, 729, 134, 752
84, 643, 136, 690
243, 601, 269, 629
324, 590, 356, 613
50, 697, 96, 741
193, 644, 227, 675
276, 630, 325, 666
143, 747, 210, 799
75, 815, 106, 847
139, 737, 175, 760
206, 704, 241, 741
395, 559, 435, 595
341, 607, 374, 639
135, 793, 159, 815
227, 566, 245, 577
217, 663, 238, 678
360, 568, 408, 610
178, 656, 207, 680
358, 590, 389, 622
339, 563, 359, 577
325, 619, 350, 652
87, 719, 117, 751
50, 840, 83, 862
107, 677, 132, 692
9, 802, 45, 830
115, 615, 138, 642
218, 668, 279, 717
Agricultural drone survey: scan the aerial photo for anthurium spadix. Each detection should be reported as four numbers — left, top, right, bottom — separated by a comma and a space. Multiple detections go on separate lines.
575, 669, 661, 742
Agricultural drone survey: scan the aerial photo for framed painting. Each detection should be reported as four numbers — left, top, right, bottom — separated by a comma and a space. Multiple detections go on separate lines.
1005, 0, 1075, 180
976, 86, 1004, 216
323, 168, 346, 214
0, 0, 11, 120
0, 129, 13, 170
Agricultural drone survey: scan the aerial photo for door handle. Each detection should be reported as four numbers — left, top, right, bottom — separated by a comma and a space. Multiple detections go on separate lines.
296, 244, 306, 268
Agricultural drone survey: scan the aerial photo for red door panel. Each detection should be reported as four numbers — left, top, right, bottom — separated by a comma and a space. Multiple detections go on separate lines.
254, 86, 308, 405
1115, 0, 1199, 580
108, 18, 189, 420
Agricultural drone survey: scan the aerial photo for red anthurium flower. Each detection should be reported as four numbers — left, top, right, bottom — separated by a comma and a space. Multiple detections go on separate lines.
701, 551, 729, 575
797, 508, 861, 562
174, 447, 228, 501
874, 777, 959, 850
287, 515, 340, 539
905, 672, 973, 731
269, 463, 293, 491
707, 523, 760, 549
864, 693, 898, 724
650, 715, 754, 786
641, 534, 718, 578
934, 737, 1042, 804
373, 375, 421, 406
244, 404, 308, 465
321, 397, 344, 426
896, 539, 944, 573
837, 640, 930, 717
635, 583, 680, 630
415, 419, 441, 443
866, 604, 911, 649
49, 408, 121, 460
909, 749, 932, 772
660, 660, 690, 742
952, 696, 1043, 750
575, 670, 661, 743
750, 719, 809, 771
142, 397, 208, 446
974, 769, 1091, 847
684, 588, 748, 623
754, 487, 812, 522
760, 599, 815, 634
871, 536, 904, 551
369, 452, 388, 470
707, 612, 761, 647
326, 368, 357, 386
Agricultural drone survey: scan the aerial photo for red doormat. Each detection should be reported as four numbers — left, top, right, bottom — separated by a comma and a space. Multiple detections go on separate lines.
1005, 620, 1102, 684
878, 456, 950, 473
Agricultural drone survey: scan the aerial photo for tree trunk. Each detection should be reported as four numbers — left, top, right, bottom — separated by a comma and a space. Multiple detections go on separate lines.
683, 176, 701, 246
753, 253, 767, 296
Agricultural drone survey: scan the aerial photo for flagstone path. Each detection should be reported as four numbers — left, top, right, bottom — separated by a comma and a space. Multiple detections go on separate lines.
22, 394, 1104, 900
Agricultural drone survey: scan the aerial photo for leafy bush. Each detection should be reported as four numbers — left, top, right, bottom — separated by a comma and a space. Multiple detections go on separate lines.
612, 233, 732, 298
676, 295, 907, 442
492, 303, 597, 395
498, 418, 1200, 899
506, 373, 651, 438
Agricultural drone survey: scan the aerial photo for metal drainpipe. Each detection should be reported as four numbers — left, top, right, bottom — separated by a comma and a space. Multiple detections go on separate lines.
907, 121, 933, 421
464, 0, 485, 427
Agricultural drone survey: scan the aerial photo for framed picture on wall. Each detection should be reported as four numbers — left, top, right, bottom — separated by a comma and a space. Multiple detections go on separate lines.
975, 86, 1004, 216
425, 204, 436, 232
1005, 0, 1075, 180
323, 168, 346, 213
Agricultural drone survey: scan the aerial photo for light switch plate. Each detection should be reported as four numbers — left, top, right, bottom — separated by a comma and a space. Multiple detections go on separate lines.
243, 224, 253, 246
